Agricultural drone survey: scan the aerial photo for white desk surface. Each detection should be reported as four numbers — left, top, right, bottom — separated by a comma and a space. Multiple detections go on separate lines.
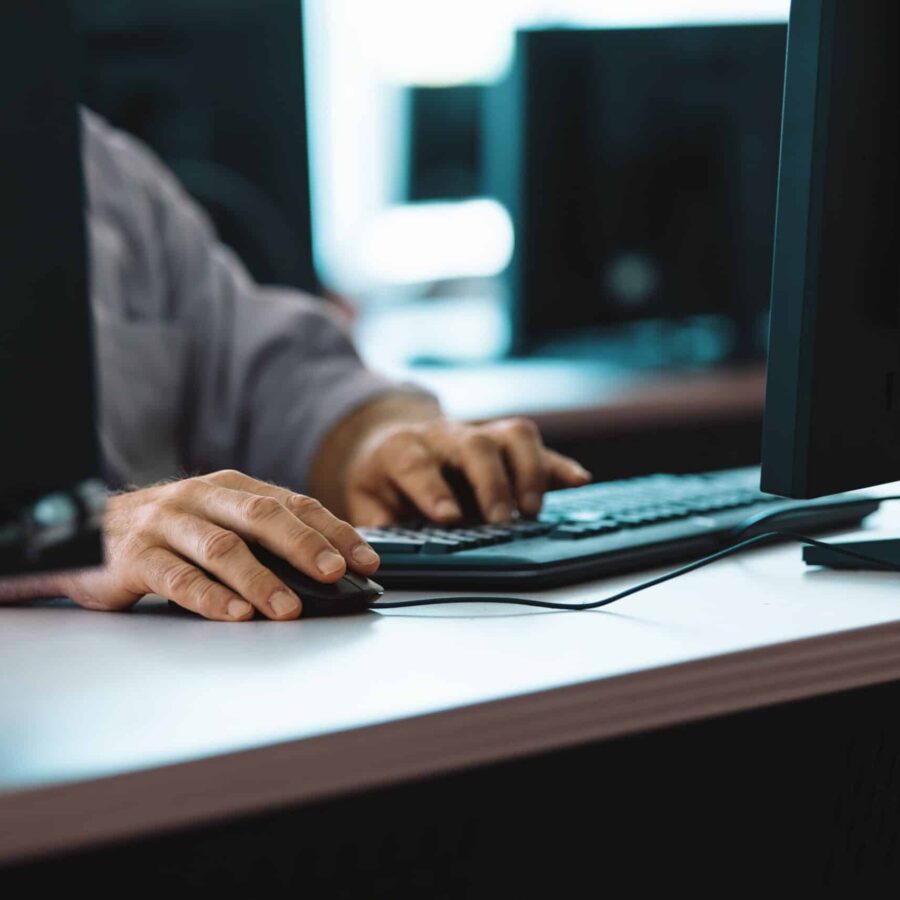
4, 492, 900, 865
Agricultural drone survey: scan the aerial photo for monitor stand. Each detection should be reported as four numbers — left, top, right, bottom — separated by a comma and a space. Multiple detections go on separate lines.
803, 538, 900, 571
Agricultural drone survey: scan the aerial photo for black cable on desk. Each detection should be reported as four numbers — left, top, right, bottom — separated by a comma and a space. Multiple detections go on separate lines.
374, 503, 900, 612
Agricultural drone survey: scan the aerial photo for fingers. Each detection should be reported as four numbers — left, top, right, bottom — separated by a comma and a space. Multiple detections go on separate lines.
285, 494, 380, 572
456, 432, 516, 523
347, 489, 403, 528
85, 471, 384, 624
367, 424, 589, 524
159, 513, 303, 620
490, 418, 547, 516
381, 435, 463, 523
187, 485, 346, 582
200, 472, 378, 575
137, 546, 256, 622
544, 449, 592, 488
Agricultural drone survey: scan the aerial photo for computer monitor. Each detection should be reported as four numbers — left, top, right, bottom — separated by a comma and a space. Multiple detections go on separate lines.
406, 85, 483, 202
761, 0, 898, 500
0, 2, 104, 577
486, 23, 787, 360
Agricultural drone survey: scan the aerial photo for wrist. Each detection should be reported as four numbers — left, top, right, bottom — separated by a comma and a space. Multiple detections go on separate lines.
309, 392, 442, 517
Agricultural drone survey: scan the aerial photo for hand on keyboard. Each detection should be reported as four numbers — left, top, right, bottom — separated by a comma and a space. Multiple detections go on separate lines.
355, 467, 879, 589
345, 417, 591, 527
359, 469, 783, 557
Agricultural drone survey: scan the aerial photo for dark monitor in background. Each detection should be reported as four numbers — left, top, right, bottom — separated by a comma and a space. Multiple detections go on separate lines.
486, 24, 787, 361
406, 85, 483, 202
761, 0, 898, 500
72, 0, 317, 294
0, 2, 103, 577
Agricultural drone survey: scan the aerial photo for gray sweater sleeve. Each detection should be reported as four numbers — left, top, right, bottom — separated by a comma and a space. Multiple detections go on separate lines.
83, 110, 429, 492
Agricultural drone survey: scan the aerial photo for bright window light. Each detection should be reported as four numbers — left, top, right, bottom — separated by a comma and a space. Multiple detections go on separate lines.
518, 0, 789, 28
345, 0, 517, 86
359, 199, 515, 285
305, 0, 791, 296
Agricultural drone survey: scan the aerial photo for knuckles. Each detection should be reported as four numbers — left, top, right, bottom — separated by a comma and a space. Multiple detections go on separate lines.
132, 498, 179, 534
192, 579, 222, 616
394, 451, 432, 478
290, 524, 329, 553
501, 417, 540, 440
241, 494, 283, 524
163, 478, 205, 504
288, 494, 323, 517
462, 431, 495, 455
163, 562, 202, 598
205, 469, 245, 487
198, 528, 244, 562
390, 438, 433, 476
380, 428, 423, 455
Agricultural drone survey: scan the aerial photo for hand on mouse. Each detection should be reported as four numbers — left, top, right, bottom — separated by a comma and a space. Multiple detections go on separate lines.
39, 470, 381, 622
341, 416, 591, 527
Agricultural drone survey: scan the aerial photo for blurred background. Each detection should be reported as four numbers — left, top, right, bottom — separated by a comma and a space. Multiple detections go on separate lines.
73, 0, 790, 478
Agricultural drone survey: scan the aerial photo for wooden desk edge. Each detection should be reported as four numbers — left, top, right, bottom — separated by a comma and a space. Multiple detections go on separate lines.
3, 616, 898, 867
523, 366, 765, 437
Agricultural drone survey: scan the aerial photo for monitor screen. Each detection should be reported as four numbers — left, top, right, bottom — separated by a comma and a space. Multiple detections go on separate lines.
488, 24, 787, 360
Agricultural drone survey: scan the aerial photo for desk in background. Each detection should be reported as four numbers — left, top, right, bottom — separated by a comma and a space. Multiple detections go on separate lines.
355, 297, 766, 479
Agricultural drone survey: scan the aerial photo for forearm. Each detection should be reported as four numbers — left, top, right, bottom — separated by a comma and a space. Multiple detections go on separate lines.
308, 391, 442, 519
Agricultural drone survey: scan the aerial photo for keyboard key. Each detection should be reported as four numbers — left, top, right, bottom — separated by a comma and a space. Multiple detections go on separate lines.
550, 519, 620, 539
360, 535, 425, 554
550, 526, 590, 540
422, 538, 464, 554
612, 513, 652, 527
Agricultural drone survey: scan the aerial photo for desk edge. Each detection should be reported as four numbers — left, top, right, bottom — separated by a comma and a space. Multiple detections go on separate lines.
3, 617, 900, 866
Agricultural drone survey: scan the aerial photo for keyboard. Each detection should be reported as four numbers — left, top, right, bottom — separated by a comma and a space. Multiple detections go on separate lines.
359, 467, 880, 589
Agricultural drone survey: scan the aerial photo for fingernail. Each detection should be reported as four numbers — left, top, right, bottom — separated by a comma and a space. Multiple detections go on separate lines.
435, 499, 461, 520
270, 590, 301, 617
490, 501, 513, 523
522, 491, 543, 514
316, 550, 346, 576
227, 598, 253, 619
352, 544, 380, 567
571, 463, 591, 480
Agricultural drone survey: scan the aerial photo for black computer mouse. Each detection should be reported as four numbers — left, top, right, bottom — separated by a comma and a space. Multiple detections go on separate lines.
167, 544, 384, 618
249, 544, 384, 616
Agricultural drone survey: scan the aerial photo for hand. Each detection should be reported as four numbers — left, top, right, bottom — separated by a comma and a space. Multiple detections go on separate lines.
344, 417, 591, 526
57, 470, 380, 621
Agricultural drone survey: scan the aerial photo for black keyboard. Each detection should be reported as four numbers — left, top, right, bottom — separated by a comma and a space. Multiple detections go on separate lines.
359, 467, 880, 589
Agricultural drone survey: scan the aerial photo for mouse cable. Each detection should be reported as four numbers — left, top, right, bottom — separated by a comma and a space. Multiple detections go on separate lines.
374, 498, 900, 612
